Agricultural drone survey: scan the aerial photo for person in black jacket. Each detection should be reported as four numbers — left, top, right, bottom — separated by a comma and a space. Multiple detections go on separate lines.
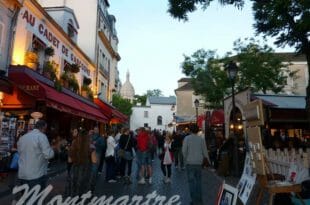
118, 127, 135, 184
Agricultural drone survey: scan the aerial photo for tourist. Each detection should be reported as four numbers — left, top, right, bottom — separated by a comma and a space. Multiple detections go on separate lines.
182, 124, 210, 205
67, 129, 97, 196
118, 127, 135, 184
160, 132, 174, 183
105, 131, 117, 183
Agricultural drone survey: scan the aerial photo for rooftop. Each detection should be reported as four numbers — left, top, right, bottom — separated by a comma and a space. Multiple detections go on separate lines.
252, 94, 306, 109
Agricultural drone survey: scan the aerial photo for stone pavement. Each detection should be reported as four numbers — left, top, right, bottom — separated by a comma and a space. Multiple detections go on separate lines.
0, 158, 267, 205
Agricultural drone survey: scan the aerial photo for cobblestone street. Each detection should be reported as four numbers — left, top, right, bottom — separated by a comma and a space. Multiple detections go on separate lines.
0, 158, 241, 205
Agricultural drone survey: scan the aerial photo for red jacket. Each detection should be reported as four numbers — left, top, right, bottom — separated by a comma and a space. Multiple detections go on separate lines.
137, 131, 149, 152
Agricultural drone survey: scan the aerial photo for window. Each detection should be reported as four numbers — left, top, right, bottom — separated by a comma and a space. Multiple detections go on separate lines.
157, 116, 162, 125
144, 123, 148, 128
67, 19, 75, 38
144, 111, 148, 118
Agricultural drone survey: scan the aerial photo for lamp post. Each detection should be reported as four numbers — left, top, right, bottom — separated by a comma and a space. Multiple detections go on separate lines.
225, 61, 239, 177
194, 99, 199, 125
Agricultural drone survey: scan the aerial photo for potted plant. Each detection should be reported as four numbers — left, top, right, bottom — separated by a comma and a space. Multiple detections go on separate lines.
83, 77, 92, 86
44, 46, 55, 57
43, 61, 57, 81
25, 51, 39, 70
68, 75, 79, 93
81, 85, 93, 99
70, 63, 80, 73
60, 72, 70, 88
54, 79, 62, 92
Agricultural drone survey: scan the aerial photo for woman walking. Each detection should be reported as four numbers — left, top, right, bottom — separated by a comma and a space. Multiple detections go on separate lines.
119, 127, 135, 184
105, 131, 117, 183
160, 132, 174, 183
67, 129, 97, 197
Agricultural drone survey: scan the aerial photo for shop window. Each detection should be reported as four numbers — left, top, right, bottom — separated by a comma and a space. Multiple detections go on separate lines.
144, 111, 148, 118
157, 116, 162, 125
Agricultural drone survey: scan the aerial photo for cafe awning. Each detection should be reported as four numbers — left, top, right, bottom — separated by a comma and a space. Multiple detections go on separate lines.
94, 98, 128, 123
8, 67, 108, 123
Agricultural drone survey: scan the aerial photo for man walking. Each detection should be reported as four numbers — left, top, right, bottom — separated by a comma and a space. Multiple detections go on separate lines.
17, 120, 55, 190
182, 124, 210, 205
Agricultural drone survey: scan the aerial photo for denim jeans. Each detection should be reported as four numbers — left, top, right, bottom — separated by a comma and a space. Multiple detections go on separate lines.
105, 156, 116, 181
186, 165, 203, 205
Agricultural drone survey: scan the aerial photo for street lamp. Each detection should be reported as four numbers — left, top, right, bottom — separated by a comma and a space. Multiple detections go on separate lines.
194, 99, 199, 125
225, 61, 239, 177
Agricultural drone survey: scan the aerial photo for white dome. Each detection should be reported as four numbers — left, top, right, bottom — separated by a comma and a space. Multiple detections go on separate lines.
120, 71, 135, 101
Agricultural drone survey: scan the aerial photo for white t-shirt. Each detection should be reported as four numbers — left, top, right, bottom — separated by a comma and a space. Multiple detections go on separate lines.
105, 135, 116, 157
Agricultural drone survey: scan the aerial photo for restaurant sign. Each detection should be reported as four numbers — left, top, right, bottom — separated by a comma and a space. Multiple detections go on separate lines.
20, 8, 91, 77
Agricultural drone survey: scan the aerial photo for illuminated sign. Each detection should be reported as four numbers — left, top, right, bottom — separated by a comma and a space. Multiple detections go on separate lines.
21, 9, 91, 76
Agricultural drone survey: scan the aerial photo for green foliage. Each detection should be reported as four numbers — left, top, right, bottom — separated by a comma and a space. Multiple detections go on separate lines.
133, 95, 147, 106
60, 72, 70, 81
182, 49, 230, 108
83, 77, 92, 85
252, 0, 310, 121
44, 46, 55, 56
146, 89, 163, 97
81, 85, 93, 99
112, 94, 132, 116
68, 75, 79, 92
54, 79, 62, 92
181, 39, 296, 108
231, 38, 292, 94
167, 0, 244, 21
43, 61, 57, 81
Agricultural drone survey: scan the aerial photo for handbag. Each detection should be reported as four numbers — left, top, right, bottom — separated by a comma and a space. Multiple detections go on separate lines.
118, 136, 132, 160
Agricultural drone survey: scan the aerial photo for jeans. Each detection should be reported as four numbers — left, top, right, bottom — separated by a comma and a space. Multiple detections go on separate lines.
105, 156, 116, 181
15, 175, 48, 204
174, 148, 184, 167
186, 165, 203, 205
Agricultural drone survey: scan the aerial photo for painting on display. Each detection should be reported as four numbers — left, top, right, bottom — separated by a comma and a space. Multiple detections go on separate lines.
237, 153, 257, 204
216, 183, 238, 205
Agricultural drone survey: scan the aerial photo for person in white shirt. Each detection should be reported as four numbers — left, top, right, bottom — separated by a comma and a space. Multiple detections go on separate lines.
17, 120, 55, 190
105, 131, 117, 183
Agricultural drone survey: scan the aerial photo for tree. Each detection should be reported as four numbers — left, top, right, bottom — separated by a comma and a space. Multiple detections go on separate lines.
133, 94, 147, 106
182, 39, 294, 108
252, 0, 310, 122
146, 89, 163, 97
112, 94, 132, 116
167, 0, 244, 21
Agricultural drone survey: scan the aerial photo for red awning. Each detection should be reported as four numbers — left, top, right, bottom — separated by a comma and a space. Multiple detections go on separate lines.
197, 109, 224, 128
8, 68, 108, 123
94, 98, 112, 118
210, 109, 224, 125
94, 98, 128, 123
112, 108, 128, 123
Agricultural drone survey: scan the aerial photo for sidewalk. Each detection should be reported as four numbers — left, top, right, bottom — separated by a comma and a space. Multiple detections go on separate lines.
0, 160, 66, 198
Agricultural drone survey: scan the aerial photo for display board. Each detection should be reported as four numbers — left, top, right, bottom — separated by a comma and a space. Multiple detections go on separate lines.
247, 126, 266, 175
243, 100, 264, 127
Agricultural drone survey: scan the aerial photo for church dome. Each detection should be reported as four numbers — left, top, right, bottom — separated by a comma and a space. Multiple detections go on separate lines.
120, 71, 135, 101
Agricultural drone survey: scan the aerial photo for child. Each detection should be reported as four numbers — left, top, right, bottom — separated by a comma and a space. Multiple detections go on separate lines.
160, 132, 174, 183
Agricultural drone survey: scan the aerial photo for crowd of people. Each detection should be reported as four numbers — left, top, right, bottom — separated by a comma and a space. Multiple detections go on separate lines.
14, 120, 210, 205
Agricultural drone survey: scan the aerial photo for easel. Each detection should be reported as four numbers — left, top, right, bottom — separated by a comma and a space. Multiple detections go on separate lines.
243, 100, 304, 205
255, 159, 304, 205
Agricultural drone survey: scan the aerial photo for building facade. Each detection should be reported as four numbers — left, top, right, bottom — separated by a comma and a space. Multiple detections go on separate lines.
37, 0, 121, 102
174, 78, 204, 124
130, 96, 176, 131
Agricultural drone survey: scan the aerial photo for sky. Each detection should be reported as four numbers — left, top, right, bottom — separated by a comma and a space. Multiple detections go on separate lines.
109, 1, 294, 97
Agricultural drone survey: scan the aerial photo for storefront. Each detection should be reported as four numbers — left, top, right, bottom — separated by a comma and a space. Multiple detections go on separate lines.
224, 88, 309, 144
0, 0, 111, 155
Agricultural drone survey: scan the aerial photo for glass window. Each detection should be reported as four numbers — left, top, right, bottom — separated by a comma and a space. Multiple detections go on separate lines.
144, 111, 148, 118
157, 116, 162, 125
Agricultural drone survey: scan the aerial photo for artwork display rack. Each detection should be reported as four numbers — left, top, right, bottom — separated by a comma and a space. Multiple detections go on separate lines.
244, 100, 305, 205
